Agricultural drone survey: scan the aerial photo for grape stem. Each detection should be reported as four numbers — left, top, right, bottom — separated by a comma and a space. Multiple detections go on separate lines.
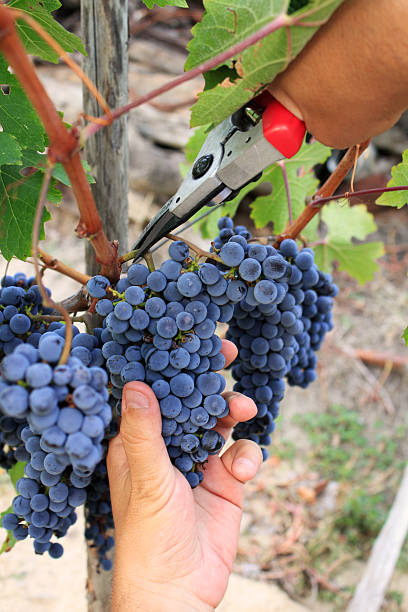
143, 252, 156, 273
31, 164, 73, 365
166, 234, 223, 264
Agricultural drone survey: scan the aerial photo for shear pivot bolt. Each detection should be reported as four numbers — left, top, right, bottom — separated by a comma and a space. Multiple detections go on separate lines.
192, 154, 214, 179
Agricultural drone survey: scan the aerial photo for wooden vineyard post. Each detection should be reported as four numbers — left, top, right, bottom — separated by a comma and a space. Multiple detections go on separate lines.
81, 0, 129, 278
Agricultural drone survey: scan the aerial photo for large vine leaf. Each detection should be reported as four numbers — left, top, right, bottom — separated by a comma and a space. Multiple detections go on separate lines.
0, 161, 59, 261
9, 0, 86, 63
314, 203, 384, 284
0, 462, 25, 555
186, 0, 345, 128
376, 149, 408, 209
250, 140, 331, 232
141, 0, 188, 7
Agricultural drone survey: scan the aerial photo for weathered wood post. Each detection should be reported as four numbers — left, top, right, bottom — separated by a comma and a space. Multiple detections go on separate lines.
81, 0, 129, 277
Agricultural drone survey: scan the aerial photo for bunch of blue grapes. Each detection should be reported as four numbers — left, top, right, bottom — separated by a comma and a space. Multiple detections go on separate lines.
0, 328, 112, 558
211, 217, 337, 457
0, 273, 55, 358
87, 243, 234, 488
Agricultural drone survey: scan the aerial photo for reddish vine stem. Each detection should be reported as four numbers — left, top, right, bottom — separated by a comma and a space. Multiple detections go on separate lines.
309, 185, 408, 208
0, 5, 120, 281
274, 140, 370, 246
31, 165, 73, 365
38, 248, 91, 286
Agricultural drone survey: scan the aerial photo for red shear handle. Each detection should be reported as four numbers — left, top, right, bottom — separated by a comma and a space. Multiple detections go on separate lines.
253, 92, 306, 159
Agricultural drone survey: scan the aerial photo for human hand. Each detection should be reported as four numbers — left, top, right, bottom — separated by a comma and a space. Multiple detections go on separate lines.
107, 339, 263, 612
269, 0, 408, 149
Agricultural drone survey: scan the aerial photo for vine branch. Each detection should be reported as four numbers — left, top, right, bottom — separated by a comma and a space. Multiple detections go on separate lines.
309, 185, 408, 208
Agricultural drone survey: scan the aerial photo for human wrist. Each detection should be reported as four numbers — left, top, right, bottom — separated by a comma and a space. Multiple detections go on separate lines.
112, 577, 213, 612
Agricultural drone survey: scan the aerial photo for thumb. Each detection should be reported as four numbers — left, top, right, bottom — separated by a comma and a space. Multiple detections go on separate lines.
119, 381, 173, 494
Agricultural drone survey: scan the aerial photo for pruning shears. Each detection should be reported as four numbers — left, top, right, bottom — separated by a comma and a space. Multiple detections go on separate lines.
132, 92, 306, 258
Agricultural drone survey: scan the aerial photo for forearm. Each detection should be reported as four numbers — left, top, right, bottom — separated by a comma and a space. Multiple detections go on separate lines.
269, 0, 408, 148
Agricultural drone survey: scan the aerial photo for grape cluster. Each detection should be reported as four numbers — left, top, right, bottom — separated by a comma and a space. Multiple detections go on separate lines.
88, 243, 231, 488
0, 273, 54, 359
210, 217, 337, 457
0, 329, 112, 558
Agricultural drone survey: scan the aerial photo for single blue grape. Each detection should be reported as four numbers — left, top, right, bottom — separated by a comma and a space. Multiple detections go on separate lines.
220, 242, 245, 267
147, 270, 167, 292
127, 263, 149, 285
177, 273, 202, 298
238, 258, 261, 282
168, 241, 189, 262
170, 373, 194, 398
87, 275, 110, 298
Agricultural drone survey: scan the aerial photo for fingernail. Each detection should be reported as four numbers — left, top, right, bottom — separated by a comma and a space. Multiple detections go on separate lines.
123, 389, 149, 412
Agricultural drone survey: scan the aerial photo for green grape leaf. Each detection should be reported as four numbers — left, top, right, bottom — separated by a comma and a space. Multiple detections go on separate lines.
402, 326, 408, 347
0, 163, 60, 261
187, 0, 344, 128
319, 200, 377, 241
9, 0, 86, 63
0, 134, 22, 166
313, 203, 384, 284
0, 81, 46, 152
376, 149, 408, 209
250, 140, 331, 232
141, 0, 188, 8
0, 462, 26, 555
